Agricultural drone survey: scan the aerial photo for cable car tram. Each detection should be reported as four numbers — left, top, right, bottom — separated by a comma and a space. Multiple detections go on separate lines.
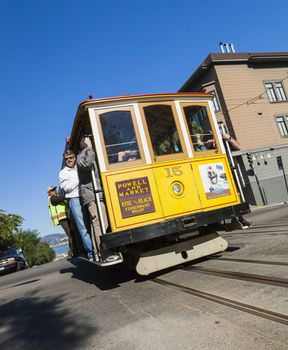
67, 92, 249, 275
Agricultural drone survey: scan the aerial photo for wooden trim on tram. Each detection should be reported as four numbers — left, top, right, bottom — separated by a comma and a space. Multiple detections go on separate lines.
94, 105, 146, 171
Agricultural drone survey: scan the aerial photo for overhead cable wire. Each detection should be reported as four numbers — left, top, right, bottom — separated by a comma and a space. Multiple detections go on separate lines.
227, 74, 288, 112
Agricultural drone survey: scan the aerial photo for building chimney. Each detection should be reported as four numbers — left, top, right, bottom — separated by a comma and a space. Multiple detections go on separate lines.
219, 42, 224, 53
219, 42, 236, 53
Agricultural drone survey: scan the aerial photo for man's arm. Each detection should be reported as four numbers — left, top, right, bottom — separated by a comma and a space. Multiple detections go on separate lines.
222, 131, 240, 150
50, 194, 66, 205
77, 148, 95, 171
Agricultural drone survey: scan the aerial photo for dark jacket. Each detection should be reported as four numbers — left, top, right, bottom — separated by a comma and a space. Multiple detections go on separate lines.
50, 193, 66, 205
77, 148, 101, 206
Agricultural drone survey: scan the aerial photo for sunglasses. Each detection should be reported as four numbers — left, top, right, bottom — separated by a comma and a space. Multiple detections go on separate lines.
65, 156, 75, 161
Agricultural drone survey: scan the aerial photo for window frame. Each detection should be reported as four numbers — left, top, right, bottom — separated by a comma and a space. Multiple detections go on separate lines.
179, 102, 221, 156
210, 90, 221, 112
275, 114, 288, 138
138, 101, 188, 162
94, 105, 146, 170
72, 112, 93, 154
264, 81, 287, 103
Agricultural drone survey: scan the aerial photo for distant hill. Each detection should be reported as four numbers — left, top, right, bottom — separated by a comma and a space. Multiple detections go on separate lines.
41, 233, 66, 245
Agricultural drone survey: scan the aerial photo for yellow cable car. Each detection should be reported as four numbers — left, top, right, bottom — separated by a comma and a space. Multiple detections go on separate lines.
68, 92, 249, 275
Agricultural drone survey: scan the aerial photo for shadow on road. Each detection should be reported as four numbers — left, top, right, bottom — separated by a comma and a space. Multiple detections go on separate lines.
0, 293, 95, 350
60, 252, 249, 289
61, 250, 246, 289
60, 258, 138, 290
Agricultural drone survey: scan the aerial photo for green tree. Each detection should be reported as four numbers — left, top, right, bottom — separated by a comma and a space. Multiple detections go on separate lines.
33, 241, 55, 265
0, 210, 23, 249
0, 209, 55, 266
16, 229, 55, 266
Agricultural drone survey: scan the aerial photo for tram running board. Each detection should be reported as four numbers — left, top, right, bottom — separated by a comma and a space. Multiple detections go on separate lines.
78, 254, 123, 267
136, 233, 228, 276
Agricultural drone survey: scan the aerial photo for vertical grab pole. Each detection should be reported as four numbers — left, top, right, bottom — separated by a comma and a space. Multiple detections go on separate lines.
91, 166, 106, 235
218, 123, 246, 203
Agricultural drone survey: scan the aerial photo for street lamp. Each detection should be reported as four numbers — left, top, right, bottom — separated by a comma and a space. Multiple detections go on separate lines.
246, 152, 266, 205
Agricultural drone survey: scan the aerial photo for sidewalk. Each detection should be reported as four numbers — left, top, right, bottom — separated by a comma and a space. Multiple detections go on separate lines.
249, 201, 287, 212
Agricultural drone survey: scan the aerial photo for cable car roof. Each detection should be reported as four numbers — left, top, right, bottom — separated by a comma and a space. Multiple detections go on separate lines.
77, 92, 213, 110
69, 92, 214, 148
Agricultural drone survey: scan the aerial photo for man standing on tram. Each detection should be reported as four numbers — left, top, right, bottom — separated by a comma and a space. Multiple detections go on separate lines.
59, 150, 94, 260
47, 185, 75, 254
76, 136, 121, 264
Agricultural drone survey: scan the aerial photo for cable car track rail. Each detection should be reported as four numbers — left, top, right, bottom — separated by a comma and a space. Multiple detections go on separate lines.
152, 278, 288, 326
181, 266, 288, 288
212, 257, 288, 266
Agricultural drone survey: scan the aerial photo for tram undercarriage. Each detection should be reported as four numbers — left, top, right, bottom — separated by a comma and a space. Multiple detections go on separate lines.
98, 202, 249, 275
134, 231, 227, 275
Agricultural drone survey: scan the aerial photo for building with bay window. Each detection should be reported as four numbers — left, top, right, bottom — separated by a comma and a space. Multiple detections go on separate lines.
179, 51, 288, 205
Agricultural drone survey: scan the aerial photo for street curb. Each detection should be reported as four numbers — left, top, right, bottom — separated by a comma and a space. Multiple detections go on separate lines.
249, 202, 288, 212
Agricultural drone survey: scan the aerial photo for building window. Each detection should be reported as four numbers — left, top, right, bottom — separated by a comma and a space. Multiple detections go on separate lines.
265, 81, 287, 102
276, 116, 288, 137
211, 91, 220, 112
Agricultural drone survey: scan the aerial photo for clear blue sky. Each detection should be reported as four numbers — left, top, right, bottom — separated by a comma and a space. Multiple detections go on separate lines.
0, 0, 287, 237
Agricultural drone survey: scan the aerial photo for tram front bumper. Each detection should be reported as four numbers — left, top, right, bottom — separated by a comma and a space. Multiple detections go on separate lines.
101, 202, 250, 250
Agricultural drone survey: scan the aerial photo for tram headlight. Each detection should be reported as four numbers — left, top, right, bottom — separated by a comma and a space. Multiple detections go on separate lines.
171, 182, 184, 196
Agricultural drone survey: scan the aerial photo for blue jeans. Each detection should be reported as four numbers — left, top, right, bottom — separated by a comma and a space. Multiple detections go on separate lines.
68, 197, 93, 258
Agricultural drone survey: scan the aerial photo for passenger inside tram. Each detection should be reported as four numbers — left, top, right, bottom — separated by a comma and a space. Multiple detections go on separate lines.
143, 104, 183, 157
194, 131, 217, 151
182, 105, 218, 152
118, 149, 139, 162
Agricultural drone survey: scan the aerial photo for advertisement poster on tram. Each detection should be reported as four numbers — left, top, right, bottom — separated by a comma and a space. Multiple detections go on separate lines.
116, 176, 156, 218
198, 162, 231, 199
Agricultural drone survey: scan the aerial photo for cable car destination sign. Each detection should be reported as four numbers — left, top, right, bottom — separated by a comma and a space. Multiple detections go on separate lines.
116, 176, 155, 218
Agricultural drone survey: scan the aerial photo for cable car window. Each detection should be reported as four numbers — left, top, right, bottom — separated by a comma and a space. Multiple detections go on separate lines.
99, 110, 140, 164
183, 105, 217, 152
143, 105, 183, 156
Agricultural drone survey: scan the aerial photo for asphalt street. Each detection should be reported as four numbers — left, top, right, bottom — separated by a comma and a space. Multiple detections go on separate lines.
0, 204, 288, 350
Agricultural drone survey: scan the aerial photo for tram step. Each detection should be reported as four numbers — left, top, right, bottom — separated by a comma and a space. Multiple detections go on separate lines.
79, 253, 123, 267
